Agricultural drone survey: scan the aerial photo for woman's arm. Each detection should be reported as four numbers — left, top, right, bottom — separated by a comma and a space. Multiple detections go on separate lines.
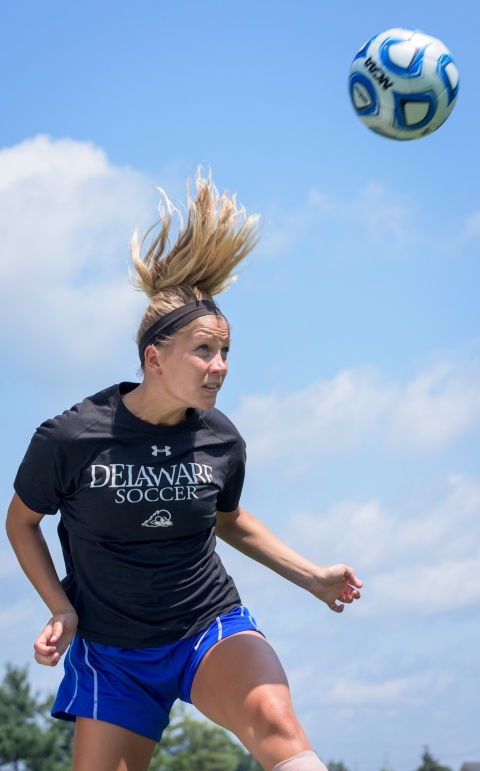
216, 506, 362, 612
6, 493, 78, 664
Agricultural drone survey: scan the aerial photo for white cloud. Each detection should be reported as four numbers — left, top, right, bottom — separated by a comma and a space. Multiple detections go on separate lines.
452, 207, 480, 247
327, 671, 452, 706
232, 355, 480, 463
232, 366, 394, 466
0, 600, 38, 632
259, 182, 415, 262
287, 474, 480, 616
0, 135, 155, 387
389, 361, 480, 452
259, 182, 480, 272
329, 676, 416, 706
308, 182, 412, 247
368, 555, 480, 616
0, 548, 24, 580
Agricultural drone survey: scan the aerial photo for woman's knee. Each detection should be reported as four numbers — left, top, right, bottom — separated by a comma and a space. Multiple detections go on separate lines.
248, 690, 302, 743
236, 687, 312, 770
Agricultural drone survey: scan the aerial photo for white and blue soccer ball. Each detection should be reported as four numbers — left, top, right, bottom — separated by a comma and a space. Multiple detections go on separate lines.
348, 28, 459, 140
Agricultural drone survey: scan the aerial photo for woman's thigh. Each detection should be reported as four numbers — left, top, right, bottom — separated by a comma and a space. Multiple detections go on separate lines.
190, 631, 311, 770
72, 717, 157, 771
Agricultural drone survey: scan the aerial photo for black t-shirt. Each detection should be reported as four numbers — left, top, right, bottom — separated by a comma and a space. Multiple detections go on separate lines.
14, 383, 245, 647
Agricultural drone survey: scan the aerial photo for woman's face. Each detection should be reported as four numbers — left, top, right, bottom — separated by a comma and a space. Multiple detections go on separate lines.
152, 314, 230, 417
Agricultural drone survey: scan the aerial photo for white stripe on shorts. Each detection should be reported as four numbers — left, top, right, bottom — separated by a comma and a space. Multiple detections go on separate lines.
216, 616, 223, 641
240, 605, 258, 629
247, 610, 259, 630
82, 640, 98, 720
65, 643, 79, 714
193, 628, 209, 651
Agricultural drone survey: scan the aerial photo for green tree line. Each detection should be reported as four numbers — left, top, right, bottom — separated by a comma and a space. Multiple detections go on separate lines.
0, 664, 260, 771
0, 664, 454, 771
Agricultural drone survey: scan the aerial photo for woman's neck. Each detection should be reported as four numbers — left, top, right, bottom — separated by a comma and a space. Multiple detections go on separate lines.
122, 382, 187, 426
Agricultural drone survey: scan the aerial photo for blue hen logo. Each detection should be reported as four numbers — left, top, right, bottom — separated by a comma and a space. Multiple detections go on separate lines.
142, 510, 173, 527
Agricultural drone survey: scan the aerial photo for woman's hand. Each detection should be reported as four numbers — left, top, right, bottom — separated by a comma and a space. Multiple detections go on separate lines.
310, 565, 363, 613
33, 609, 78, 666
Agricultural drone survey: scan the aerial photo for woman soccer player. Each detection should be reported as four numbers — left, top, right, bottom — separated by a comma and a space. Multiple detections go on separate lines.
6, 171, 362, 771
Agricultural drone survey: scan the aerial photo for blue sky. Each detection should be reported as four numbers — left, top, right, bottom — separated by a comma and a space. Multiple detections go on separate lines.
1, 2, 479, 770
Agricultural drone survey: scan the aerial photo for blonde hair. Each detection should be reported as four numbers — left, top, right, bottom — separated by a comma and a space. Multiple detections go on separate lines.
130, 169, 259, 350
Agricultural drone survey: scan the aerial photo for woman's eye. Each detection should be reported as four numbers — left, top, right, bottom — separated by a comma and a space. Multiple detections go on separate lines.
195, 343, 229, 357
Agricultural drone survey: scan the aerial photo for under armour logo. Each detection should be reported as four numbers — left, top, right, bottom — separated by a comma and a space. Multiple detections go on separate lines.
152, 445, 171, 457
142, 510, 173, 528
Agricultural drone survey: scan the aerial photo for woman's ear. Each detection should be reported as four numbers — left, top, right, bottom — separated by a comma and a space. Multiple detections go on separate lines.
143, 345, 163, 374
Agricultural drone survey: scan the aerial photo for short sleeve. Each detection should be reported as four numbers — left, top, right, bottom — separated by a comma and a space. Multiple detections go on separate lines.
14, 419, 65, 515
216, 437, 246, 512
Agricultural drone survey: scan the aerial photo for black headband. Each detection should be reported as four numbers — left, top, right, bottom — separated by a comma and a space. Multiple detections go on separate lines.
138, 300, 224, 363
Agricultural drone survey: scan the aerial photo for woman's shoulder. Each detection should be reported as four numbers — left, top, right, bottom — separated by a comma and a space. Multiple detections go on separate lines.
198, 407, 245, 445
38, 383, 121, 441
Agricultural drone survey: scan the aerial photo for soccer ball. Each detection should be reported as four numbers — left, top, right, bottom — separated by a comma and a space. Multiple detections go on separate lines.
348, 28, 459, 140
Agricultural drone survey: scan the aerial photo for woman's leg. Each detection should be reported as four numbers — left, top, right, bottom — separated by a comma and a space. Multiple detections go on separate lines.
72, 717, 157, 771
190, 631, 319, 771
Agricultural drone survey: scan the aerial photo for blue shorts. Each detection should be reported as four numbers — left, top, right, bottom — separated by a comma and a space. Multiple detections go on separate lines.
52, 606, 262, 741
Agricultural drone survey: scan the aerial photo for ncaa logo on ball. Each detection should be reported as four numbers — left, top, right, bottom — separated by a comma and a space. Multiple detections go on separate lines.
348, 27, 460, 140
